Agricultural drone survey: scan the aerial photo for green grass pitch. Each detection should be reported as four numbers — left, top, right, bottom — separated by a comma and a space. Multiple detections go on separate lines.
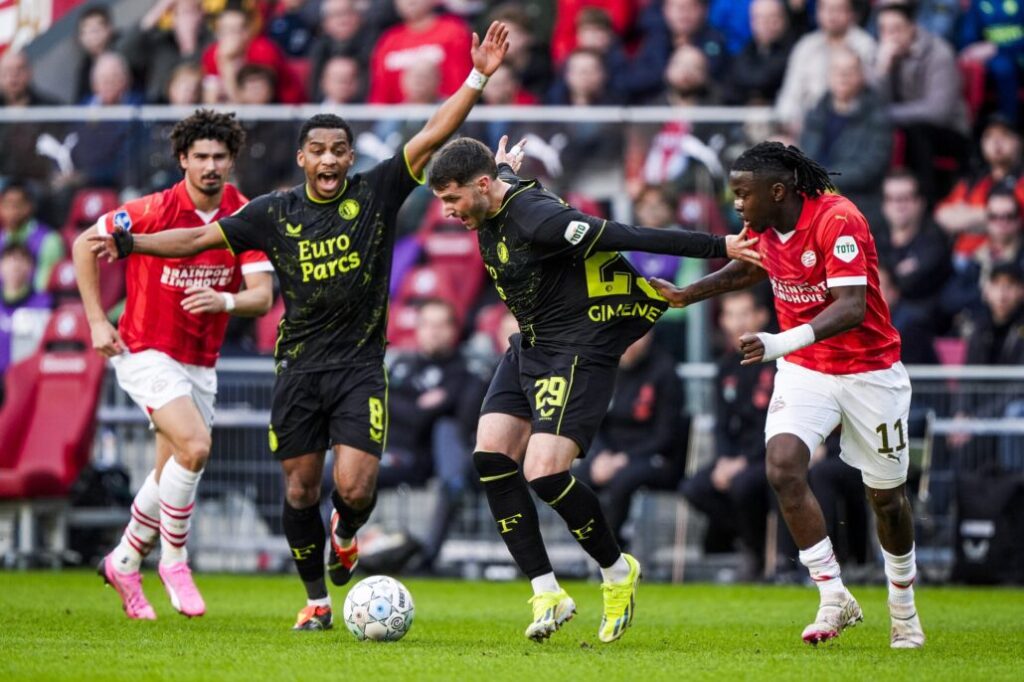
1, 571, 1022, 681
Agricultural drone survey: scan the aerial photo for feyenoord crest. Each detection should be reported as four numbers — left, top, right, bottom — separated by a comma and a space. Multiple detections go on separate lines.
339, 199, 360, 220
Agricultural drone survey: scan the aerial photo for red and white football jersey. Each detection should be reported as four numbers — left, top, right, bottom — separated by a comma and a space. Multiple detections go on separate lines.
758, 193, 901, 375
97, 181, 273, 367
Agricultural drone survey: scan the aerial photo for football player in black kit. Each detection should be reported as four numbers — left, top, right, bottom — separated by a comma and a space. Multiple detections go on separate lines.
428, 137, 761, 643
91, 22, 511, 631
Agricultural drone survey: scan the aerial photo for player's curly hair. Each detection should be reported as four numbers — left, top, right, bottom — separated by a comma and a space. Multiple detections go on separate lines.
428, 138, 497, 190
170, 109, 246, 160
732, 142, 837, 197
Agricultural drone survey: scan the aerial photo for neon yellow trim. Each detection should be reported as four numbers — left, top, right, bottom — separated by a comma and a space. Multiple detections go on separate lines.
555, 356, 578, 436
493, 182, 535, 216
582, 220, 606, 259
305, 180, 347, 204
214, 222, 235, 255
402, 146, 426, 185
381, 363, 390, 453
479, 470, 518, 483
547, 476, 577, 506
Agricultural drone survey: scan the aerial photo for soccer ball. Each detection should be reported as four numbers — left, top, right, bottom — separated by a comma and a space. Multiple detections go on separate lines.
343, 575, 415, 641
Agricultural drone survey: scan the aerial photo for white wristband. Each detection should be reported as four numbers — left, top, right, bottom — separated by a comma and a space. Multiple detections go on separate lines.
757, 324, 815, 363
220, 292, 236, 312
465, 68, 488, 91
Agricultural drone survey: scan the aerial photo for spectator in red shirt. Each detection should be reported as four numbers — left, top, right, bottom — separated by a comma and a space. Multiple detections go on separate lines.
201, 5, 304, 104
550, 0, 636, 65
367, 0, 472, 104
936, 115, 1024, 256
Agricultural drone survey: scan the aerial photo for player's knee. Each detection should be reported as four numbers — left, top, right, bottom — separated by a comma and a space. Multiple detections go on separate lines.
522, 454, 567, 482
765, 457, 804, 498
285, 479, 320, 508
472, 450, 518, 478
176, 434, 211, 470
334, 479, 374, 510
867, 487, 905, 524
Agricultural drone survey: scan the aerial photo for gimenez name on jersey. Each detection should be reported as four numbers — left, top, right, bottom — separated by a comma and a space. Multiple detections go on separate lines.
296, 234, 362, 282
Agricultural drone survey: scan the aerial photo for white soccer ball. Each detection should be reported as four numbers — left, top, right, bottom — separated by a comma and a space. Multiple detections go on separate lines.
343, 575, 415, 642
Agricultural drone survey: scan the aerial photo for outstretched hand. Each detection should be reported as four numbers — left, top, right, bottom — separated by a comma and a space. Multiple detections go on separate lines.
495, 135, 527, 173
724, 227, 761, 267
648, 277, 689, 308
472, 21, 510, 77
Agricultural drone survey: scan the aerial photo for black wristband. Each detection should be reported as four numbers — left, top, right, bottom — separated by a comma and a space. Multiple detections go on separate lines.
112, 228, 134, 259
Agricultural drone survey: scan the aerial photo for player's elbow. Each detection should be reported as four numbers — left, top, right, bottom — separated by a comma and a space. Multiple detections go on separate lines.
253, 289, 274, 316
843, 298, 866, 329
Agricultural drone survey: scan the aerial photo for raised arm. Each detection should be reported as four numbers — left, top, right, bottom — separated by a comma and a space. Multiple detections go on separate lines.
649, 258, 768, 308
90, 222, 229, 262
403, 21, 509, 178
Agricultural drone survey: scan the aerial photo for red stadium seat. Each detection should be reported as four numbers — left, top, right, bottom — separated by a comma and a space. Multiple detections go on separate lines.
474, 302, 511, 354
286, 58, 311, 101
255, 294, 285, 355
387, 265, 461, 350
416, 199, 485, 316
0, 305, 106, 499
60, 187, 119, 253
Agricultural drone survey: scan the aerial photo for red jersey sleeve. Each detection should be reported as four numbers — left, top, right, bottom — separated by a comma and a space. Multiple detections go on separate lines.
96, 194, 162, 236
815, 203, 870, 289
239, 249, 273, 275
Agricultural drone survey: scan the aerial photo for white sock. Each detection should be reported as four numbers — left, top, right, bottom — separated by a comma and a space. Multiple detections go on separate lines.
307, 596, 332, 608
111, 470, 160, 574
600, 555, 631, 583
530, 572, 560, 596
799, 537, 847, 599
883, 544, 917, 610
159, 458, 203, 565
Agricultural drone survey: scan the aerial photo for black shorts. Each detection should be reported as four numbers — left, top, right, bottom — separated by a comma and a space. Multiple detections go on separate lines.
268, 363, 388, 460
480, 334, 617, 455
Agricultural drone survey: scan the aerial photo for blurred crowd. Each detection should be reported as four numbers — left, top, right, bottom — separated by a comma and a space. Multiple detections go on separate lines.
2, 0, 1024, 573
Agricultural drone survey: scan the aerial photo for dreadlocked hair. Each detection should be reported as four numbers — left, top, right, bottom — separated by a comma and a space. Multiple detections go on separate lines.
732, 142, 837, 197
170, 109, 246, 160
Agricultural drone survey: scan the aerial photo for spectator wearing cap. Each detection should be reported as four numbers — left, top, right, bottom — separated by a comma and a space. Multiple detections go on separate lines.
0, 243, 52, 384
936, 115, 1024, 255
874, 0, 970, 203
775, 0, 877, 135
628, 0, 730, 103
0, 182, 63, 294
721, 0, 795, 106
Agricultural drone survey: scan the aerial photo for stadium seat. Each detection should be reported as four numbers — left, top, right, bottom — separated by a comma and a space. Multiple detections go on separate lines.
416, 200, 485, 316
933, 337, 967, 366
0, 304, 106, 499
59, 187, 119, 253
286, 58, 311, 101
387, 265, 461, 349
255, 294, 285, 355
474, 302, 510, 354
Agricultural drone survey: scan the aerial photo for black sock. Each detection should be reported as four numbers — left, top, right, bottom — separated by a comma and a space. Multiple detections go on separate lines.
474, 451, 552, 579
331, 489, 377, 540
530, 471, 621, 569
282, 501, 327, 600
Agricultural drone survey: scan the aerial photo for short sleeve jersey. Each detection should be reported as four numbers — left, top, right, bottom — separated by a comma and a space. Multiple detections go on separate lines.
478, 176, 668, 363
217, 153, 422, 373
758, 193, 901, 374
97, 181, 272, 368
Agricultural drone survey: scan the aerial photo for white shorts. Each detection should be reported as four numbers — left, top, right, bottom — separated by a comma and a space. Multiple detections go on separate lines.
764, 359, 912, 490
110, 349, 217, 430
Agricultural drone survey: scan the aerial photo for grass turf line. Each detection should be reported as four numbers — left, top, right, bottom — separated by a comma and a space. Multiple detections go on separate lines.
0, 571, 1022, 681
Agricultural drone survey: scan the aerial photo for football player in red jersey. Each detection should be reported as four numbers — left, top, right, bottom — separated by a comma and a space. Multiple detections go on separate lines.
72, 110, 274, 620
652, 142, 924, 649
